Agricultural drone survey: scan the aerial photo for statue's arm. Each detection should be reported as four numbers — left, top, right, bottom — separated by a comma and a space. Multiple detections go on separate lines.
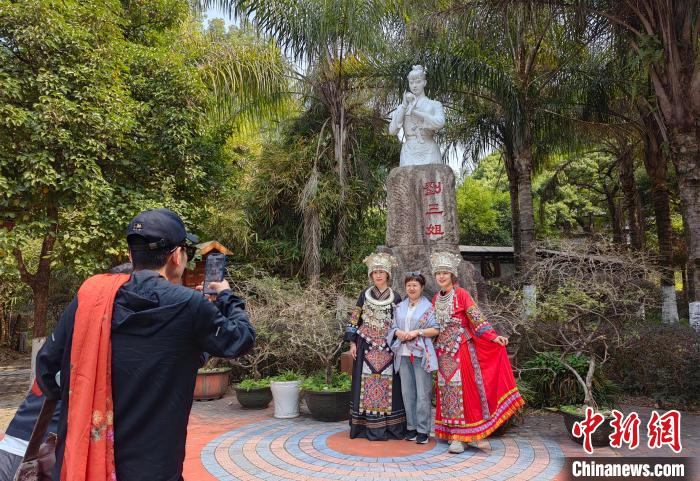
415, 100, 445, 130
388, 105, 405, 135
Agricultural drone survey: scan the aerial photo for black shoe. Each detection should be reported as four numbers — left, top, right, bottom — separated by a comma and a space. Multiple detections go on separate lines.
416, 433, 429, 444
404, 429, 417, 441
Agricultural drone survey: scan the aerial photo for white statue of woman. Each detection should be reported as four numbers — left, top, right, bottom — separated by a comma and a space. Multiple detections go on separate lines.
389, 65, 445, 166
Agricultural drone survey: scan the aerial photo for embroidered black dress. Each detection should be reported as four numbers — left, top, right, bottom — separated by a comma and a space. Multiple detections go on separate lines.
345, 286, 406, 440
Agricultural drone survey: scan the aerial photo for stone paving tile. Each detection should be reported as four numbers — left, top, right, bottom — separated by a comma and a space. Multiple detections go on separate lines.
184, 394, 700, 481
2, 383, 698, 480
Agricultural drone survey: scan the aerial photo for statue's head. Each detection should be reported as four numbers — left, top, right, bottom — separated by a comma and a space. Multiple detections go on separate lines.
407, 65, 427, 95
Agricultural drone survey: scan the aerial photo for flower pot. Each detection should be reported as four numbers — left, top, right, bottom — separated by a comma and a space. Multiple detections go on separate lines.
561, 408, 615, 447
270, 380, 301, 418
234, 385, 273, 409
304, 390, 352, 422
194, 368, 231, 401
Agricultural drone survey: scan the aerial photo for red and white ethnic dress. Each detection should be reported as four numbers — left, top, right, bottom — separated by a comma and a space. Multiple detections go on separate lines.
432, 286, 523, 442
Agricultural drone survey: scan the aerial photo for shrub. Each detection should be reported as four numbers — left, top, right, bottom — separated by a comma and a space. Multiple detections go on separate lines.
301, 371, 351, 392
236, 378, 271, 390
487, 241, 657, 408
270, 370, 304, 382
521, 351, 618, 408
282, 285, 353, 385
608, 324, 700, 409
224, 269, 301, 380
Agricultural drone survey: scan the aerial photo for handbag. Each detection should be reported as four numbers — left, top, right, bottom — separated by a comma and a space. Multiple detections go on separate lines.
12, 398, 57, 481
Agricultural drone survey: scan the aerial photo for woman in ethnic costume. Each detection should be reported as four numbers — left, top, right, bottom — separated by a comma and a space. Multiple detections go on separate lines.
430, 252, 524, 454
387, 272, 439, 444
345, 252, 406, 440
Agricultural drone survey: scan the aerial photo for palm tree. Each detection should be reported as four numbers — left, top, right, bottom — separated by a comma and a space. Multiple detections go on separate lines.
521, 0, 699, 325
592, 0, 699, 327
185, 17, 291, 132
203, 0, 392, 266
397, 1, 598, 278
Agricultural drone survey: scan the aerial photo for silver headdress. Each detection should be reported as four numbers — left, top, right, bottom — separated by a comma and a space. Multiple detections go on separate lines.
363, 252, 398, 279
429, 251, 462, 276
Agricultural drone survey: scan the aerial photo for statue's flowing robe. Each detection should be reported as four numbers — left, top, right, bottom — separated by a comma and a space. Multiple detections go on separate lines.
389, 97, 445, 166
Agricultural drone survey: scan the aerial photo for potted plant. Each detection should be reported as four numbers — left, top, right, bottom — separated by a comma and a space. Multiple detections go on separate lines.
194, 358, 232, 401
269, 370, 304, 418
233, 377, 273, 409
223, 274, 297, 410
282, 286, 353, 421
301, 371, 352, 421
227, 310, 282, 410
516, 242, 656, 447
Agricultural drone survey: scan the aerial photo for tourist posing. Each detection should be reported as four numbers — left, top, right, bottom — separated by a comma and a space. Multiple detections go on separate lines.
388, 272, 439, 444
345, 252, 406, 440
430, 252, 524, 454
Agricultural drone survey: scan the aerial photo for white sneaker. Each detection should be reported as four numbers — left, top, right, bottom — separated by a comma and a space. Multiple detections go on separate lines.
448, 440, 465, 453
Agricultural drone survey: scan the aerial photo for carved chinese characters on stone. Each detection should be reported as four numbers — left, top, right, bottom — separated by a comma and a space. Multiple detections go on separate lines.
423, 181, 446, 239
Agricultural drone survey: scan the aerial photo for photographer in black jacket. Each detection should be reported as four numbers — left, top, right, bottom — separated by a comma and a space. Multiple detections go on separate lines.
36, 208, 255, 481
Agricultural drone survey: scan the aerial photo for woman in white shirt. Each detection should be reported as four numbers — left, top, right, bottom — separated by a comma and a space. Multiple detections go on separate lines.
388, 272, 440, 444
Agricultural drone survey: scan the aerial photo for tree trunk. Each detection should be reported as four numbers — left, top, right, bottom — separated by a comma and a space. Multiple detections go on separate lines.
642, 120, 678, 323
605, 191, 623, 245
583, 356, 596, 408
302, 206, 321, 286
332, 103, 349, 256
301, 167, 321, 286
325, 363, 333, 385
13, 204, 58, 339
683, 213, 694, 307
514, 143, 536, 274
504, 153, 521, 267
669, 129, 700, 330
0, 306, 5, 346
618, 146, 644, 249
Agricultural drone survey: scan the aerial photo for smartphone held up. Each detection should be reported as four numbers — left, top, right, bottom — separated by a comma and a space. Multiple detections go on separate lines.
203, 252, 227, 295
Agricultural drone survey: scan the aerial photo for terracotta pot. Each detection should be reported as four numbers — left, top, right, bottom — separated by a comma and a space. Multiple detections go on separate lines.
193, 368, 231, 401
304, 390, 352, 422
234, 386, 273, 409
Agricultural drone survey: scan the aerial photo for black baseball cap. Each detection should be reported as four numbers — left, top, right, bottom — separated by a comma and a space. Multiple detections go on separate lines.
126, 208, 199, 251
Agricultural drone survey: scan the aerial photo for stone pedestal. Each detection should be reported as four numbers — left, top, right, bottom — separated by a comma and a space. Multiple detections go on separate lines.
381, 165, 475, 299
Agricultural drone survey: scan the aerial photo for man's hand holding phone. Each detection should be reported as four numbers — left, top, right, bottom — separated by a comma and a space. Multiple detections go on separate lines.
195, 279, 231, 301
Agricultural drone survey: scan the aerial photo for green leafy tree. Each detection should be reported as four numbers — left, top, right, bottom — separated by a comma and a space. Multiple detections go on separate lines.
0, 0, 138, 337
524, 0, 700, 324
456, 177, 512, 246
0, 0, 287, 337
203, 0, 395, 283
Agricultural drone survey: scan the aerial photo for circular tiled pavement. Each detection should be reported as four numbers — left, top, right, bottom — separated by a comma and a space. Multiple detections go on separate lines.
200, 418, 565, 480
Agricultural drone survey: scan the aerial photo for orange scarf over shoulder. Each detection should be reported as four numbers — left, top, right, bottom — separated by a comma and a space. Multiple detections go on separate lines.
61, 273, 129, 481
